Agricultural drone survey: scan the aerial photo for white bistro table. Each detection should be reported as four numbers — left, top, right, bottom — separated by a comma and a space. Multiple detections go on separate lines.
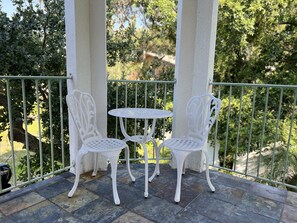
108, 108, 172, 198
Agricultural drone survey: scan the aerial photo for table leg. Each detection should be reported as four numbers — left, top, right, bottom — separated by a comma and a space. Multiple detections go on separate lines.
149, 139, 160, 182
142, 142, 149, 198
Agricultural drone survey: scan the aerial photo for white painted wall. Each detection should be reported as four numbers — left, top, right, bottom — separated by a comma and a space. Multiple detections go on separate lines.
65, 0, 108, 173
172, 0, 219, 171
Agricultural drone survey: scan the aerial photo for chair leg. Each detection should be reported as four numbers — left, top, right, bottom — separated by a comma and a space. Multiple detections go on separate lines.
182, 160, 186, 175
173, 150, 189, 203
125, 145, 135, 182
92, 153, 98, 177
105, 151, 121, 205
149, 140, 161, 182
68, 151, 84, 197
202, 149, 215, 192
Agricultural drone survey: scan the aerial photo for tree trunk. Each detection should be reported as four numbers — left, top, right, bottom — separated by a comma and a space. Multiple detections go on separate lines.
8, 118, 46, 154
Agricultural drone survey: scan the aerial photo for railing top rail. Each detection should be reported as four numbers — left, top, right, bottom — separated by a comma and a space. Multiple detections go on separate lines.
210, 82, 297, 89
108, 79, 176, 84
0, 75, 72, 80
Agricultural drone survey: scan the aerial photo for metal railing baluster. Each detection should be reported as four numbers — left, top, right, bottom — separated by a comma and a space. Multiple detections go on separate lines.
6, 80, 17, 187
270, 88, 283, 181
282, 89, 297, 184
245, 87, 257, 176
21, 79, 31, 181
233, 86, 244, 171
257, 87, 269, 177
223, 86, 232, 168
48, 80, 54, 173
59, 80, 65, 168
35, 80, 44, 177
212, 86, 221, 165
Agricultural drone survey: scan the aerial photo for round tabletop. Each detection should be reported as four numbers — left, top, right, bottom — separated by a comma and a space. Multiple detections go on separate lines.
108, 108, 172, 119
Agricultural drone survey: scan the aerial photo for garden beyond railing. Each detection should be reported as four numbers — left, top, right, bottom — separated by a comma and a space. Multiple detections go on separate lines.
0, 76, 71, 194
210, 82, 297, 191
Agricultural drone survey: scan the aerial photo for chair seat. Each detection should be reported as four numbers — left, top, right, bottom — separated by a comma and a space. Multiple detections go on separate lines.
84, 137, 127, 152
163, 138, 203, 152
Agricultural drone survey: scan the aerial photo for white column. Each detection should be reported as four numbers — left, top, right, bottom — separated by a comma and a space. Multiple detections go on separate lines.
172, 0, 219, 171
65, 0, 108, 173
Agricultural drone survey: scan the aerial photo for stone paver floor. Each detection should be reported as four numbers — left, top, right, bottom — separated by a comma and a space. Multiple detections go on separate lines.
0, 164, 296, 223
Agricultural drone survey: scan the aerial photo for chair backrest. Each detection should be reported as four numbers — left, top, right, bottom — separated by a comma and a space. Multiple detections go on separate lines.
66, 90, 101, 143
186, 94, 221, 144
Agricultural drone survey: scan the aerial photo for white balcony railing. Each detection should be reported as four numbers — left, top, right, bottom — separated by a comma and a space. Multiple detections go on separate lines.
210, 82, 297, 191
1, 77, 296, 195
0, 76, 71, 194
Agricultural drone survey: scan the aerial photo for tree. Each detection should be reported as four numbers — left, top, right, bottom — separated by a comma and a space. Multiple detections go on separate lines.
106, 0, 177, 80
213, 0, 297, 188
0, 0, 68, 180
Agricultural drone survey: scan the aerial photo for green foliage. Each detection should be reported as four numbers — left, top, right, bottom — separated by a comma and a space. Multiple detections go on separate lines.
213, 0, 297, 187
18, 152, 61, 182
0, 0, 68, 182
106, 0, 177, 75
215, 0, 297, 84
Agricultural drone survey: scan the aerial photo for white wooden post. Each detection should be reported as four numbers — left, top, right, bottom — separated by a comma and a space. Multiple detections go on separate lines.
65, 0, 108, 173
172, 0, 219, 171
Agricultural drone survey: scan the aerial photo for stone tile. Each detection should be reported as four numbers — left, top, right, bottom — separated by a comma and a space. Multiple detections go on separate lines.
132, 195, 182, 223
249, 182, 287, 203
180, 194, 235, 221
73, 198, 126, 223
116, 183, 149, 208
83, 176, 113, 199
281, 204, 297, 223
112, 211, 154, 223
0, 176, 67, 204
52, 216, 84, 223
0, 191, 45, 216
149, 169, 176, 192
126, 175, 158, 196
239, 193, 283, 220
155, 182, 199, 208
0, 186, 33, 204
1, 164, 296, 223
208, 171, 252, 191
28, 175, 66, 191
224, 206, 279, 223
0, 216, 14, 223
50, 187, 99, 212
201, 183, 245, 205
85, 178, 145, 209
0, 211, 14, 222
36, 178, 73, 199
59, 171, 75, 179
173, 211, 218, 223
81, 170, 106, 181
116, 165, 144, 184
66, 170, 105, 184
286, 191, 297, 208
9, 200, 69, 223
155, 164, 177, 179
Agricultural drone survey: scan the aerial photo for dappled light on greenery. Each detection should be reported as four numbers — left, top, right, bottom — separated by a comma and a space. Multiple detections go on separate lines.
0, 0, 296, 190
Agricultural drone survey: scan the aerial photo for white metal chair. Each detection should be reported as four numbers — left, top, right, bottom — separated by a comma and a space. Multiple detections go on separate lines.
66, 89, 135, 205
160, 94, 221, 203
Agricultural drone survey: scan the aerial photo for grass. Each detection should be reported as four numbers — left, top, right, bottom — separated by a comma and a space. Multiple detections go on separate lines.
0, 112, 40, 182
136, 140, 171, 164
